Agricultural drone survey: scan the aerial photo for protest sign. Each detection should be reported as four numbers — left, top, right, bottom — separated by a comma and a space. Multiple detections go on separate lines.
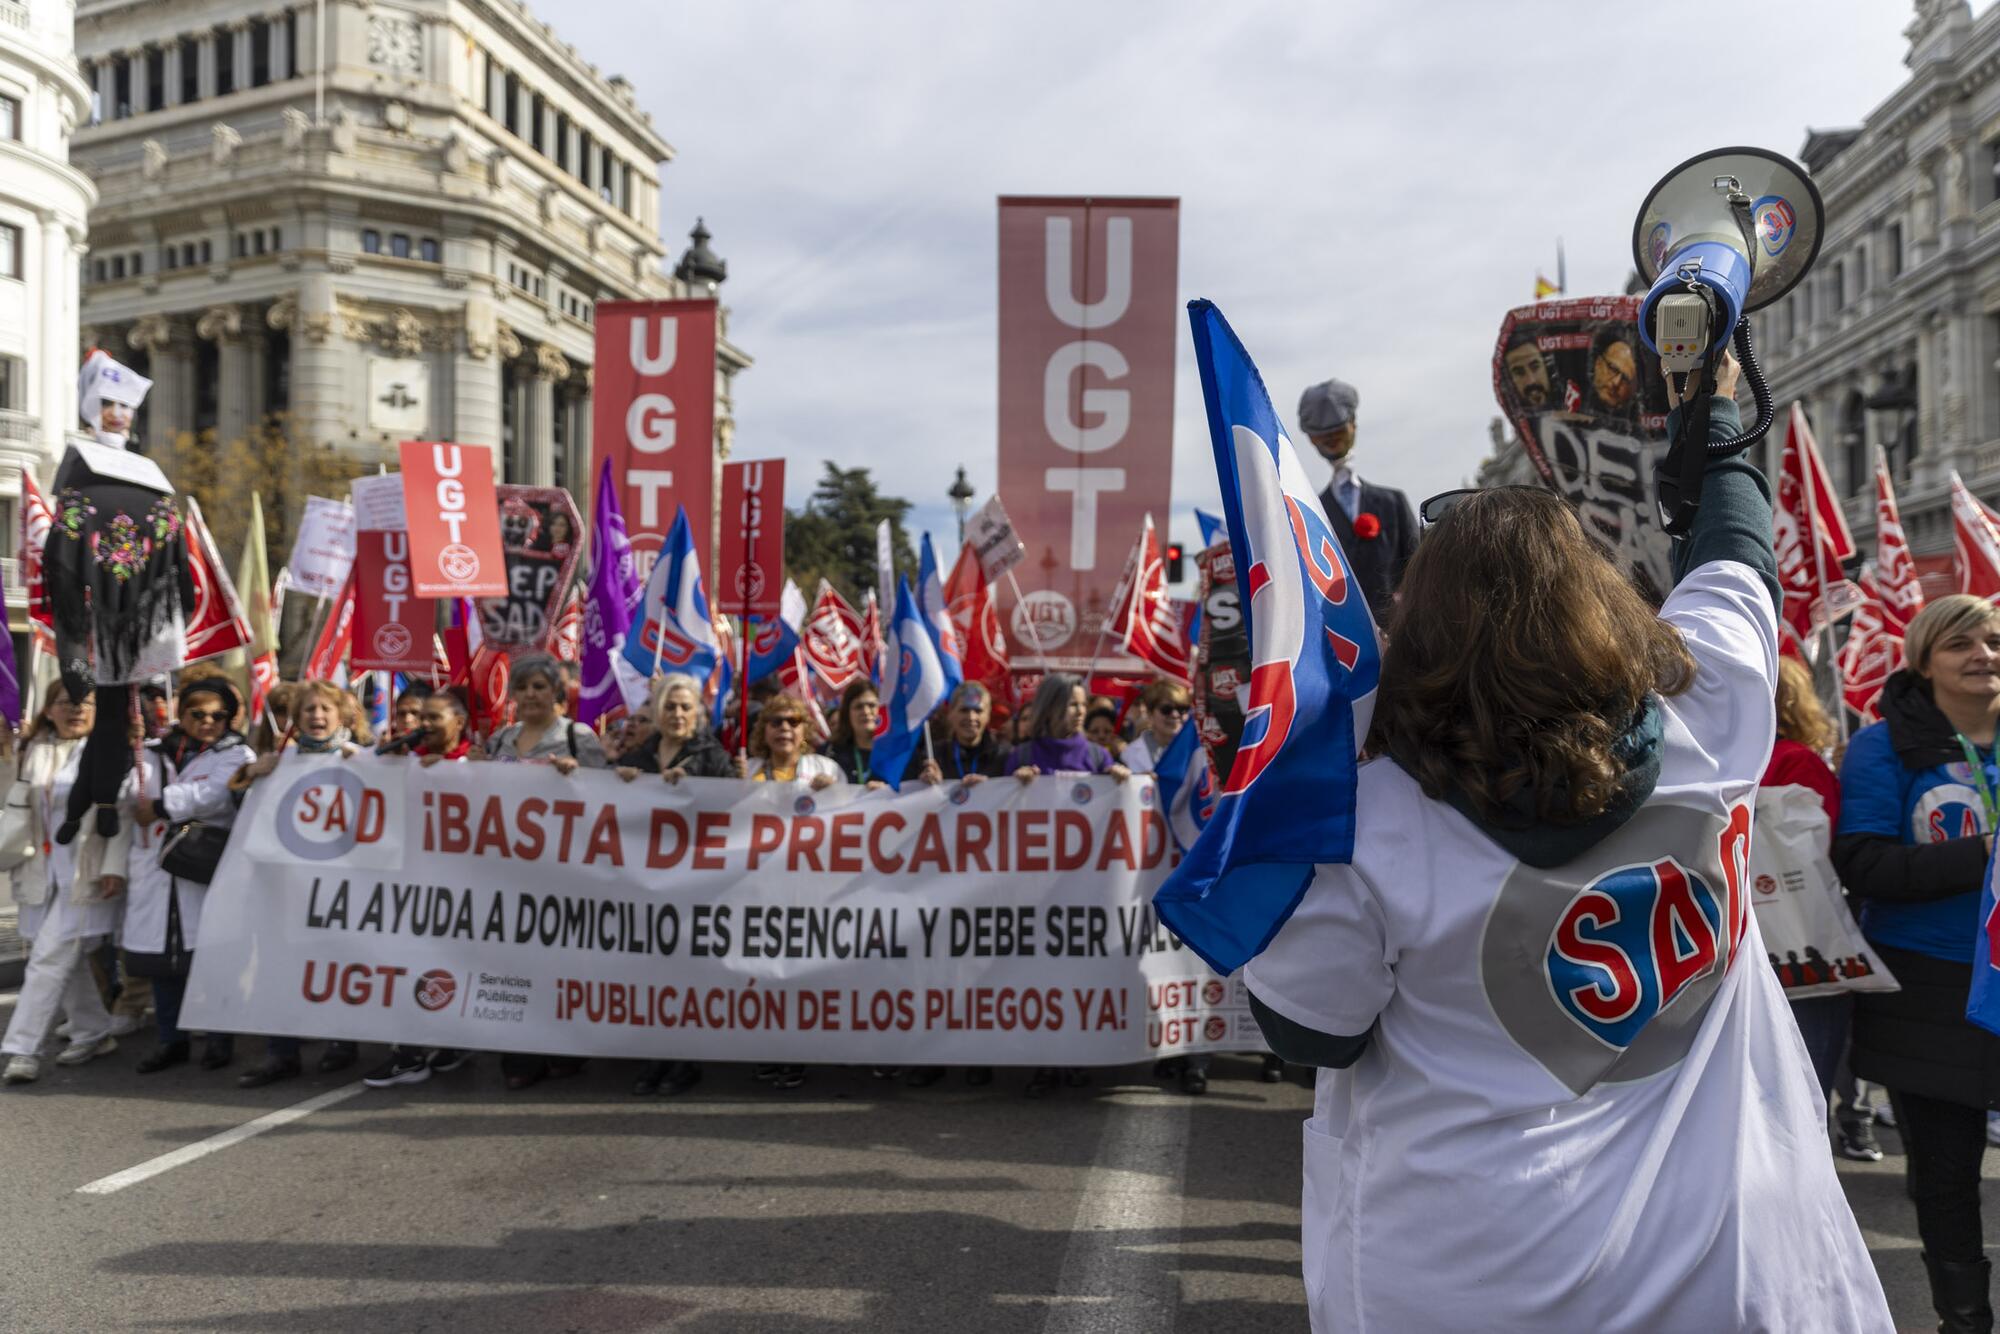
181, 759, 1253, 1064
592, 299, 718, 576
718, 460, 786, 621
1492, 296, 1673, 603
286, 496, 357, 599
478, 485, 582, 650
398, 441, 507, 598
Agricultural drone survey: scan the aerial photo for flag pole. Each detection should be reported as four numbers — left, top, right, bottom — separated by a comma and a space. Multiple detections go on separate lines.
299, 592, 331, 680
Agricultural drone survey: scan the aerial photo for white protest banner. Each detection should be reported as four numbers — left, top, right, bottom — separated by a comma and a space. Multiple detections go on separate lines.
350, 472, 407, 533
287, 495, 358, 598
967, 495, 1026, 579
182, 758, 1254, 1063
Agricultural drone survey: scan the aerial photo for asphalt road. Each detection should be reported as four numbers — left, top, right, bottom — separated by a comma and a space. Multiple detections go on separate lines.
0, 988, 1968, 1333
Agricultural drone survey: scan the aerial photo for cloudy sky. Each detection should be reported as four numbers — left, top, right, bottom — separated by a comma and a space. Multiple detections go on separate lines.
556, 0, 1930, 567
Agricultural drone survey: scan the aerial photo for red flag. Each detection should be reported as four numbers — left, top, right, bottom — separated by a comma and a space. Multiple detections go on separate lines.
1774, 403, 1860, 657
1873, 450, 1924, 634
248, 651, 279, 722
1951, 471, 2000, 601
858, 590, 885, 686
467, 643, 512, 739
1840, 567, 1903, 724
944, 542, 1012, 714
304, 573, 356, 680
19, 470, 54, 656
801, 580, 865, 695
551, 588, 583, 663
1116, 516, 1192, 682
180, 497, 251, 664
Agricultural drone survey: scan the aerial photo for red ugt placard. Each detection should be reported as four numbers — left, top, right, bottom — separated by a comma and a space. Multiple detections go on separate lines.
398, 440, 508, 598
351, 530, 433, 673
592, 299, 719, 578
718, 459, 786, 620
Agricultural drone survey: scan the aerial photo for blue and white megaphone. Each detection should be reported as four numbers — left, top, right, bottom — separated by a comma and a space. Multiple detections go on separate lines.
1630, 146, 1824, 533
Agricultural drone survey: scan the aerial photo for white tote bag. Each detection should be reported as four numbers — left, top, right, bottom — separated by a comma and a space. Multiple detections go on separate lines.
1749, 784, 1898, 998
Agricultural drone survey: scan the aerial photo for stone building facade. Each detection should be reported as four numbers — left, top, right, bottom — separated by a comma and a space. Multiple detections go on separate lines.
71, 0, 747, 500
1756, 0, 2000, 578
0, 0, 92, 581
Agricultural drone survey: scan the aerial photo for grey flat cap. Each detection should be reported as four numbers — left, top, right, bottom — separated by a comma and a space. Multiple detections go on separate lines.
1298, 378, 1358, 433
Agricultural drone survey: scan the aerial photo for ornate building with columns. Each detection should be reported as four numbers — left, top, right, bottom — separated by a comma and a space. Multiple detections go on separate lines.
1758, 0, 2000, 584
0, 0, 92, 573
70, 0, 747, 497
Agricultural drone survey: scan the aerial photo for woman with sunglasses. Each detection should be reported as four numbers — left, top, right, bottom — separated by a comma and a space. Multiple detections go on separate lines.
1117, 680, 1192, 776
1245, 352, 1888, 1329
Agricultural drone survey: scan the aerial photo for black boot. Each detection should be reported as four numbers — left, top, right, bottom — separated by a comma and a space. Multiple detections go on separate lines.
1924, 1253, 1994, 1334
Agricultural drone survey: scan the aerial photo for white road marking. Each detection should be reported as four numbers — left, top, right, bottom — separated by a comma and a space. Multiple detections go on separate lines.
1043, 1095, 1192, 1333
76, 1082, 367, 1196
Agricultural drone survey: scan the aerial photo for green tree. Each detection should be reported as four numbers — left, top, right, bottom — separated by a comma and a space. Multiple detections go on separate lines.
785, 462, 918, 606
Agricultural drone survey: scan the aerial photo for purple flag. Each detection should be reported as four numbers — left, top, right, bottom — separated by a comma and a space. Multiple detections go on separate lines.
577, 458, 645, 726
0, 561, 19, 728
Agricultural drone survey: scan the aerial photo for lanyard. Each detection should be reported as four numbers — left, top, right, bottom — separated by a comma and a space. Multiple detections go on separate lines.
1954, 733, 2000, 831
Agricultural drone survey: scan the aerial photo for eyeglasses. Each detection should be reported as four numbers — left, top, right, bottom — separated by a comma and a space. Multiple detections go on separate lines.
184, 710, 228, 723
766, 718, 802, 730
1155, 704, 1190, 717
1417, 484, 1565, 528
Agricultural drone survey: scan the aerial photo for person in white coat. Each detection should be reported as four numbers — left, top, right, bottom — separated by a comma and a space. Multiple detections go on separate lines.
2, 692, 124, 1084
117, 680, 251, 1074
1244, 373, 1892, 1331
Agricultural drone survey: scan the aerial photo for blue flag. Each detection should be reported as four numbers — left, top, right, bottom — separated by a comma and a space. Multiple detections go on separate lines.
1151, 301, 1383, 975
869, 576, 947, 788
1194, 508, 1225, 549
1150, 718, 1214, 855
622, 507, 722, 687
918, 533, 965, 699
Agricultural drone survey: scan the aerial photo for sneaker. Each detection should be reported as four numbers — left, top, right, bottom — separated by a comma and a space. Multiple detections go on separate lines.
2, 1055, 40, 1084
771, 1065, 805, 1090
237, 1058, 301, 1089
753, 1064, 782, 1083
1261, 1054, 1286, 1083
427, 1048, 471, 1074
363, 1051, 433, 1088
53, 1021, 71, 1040
54, 1035, 117, 1066
1837, 1122, 1885, 1162
107, 1013, 143, 1038
1872, 1098, 1897, 1130
316, 1042, 357, 1075
136, 1042, 191, 1075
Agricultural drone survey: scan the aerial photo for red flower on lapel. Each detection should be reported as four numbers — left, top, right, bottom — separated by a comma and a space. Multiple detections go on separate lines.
1353, 513, 1382, 541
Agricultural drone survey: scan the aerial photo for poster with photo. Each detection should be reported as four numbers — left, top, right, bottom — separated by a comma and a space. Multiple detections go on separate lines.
477, 485, 582, 650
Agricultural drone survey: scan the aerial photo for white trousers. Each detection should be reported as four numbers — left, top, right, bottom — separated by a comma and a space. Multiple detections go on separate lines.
2, 929, 113, 1056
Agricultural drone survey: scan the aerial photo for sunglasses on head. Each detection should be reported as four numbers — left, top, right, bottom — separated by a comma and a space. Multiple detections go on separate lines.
1417, 484, 1567, 528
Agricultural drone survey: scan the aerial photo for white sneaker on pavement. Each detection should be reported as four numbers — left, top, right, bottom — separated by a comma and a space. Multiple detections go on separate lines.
3, 1054, 41, 1083
107, 1013, 143, 1038
53, 1035, 117, 1066
53, 1020, 71, 1040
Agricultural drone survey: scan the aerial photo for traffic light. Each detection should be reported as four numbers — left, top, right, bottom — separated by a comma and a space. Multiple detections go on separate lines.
1165, 542, 1185, 583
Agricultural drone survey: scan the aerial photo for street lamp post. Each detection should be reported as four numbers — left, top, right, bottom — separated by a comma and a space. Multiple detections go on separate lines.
948, 465, 975, 546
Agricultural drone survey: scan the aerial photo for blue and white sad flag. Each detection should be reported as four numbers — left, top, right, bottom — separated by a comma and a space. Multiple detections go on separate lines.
1152, 301, 1383, 976
918, 532, 965, 698
870, 575, 947, 788
1150, 718, 1214, 855
1194, 508, 1226, 549
621, 506, 720, 688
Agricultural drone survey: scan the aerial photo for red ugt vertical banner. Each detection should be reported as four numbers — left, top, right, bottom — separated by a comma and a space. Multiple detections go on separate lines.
996, 196, 1179, 668
718, 459, 786, 621
591, 299, 719, 580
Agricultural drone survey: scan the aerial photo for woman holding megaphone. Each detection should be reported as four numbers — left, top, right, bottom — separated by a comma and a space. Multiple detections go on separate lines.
1245, 351, 1892, 1331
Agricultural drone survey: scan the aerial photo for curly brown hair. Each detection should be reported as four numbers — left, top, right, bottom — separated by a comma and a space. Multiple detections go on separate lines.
1369, 488, 1697, 825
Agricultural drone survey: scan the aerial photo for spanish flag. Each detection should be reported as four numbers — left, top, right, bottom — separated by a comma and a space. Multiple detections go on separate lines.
1533, 274, 1561, 300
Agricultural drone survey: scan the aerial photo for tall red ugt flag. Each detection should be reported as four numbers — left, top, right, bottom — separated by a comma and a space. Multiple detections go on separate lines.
180, 497, 250, 664
592, 300, 718, 578
802, 580, 865, 695
1840, 567, 1902, 724
1153, 301, 1382, 975
945, 543, 1012, 714
997, 197, 1178, 666
1951, 471, 2000, 601
1773, 402, 1860, 657
1873, 449, 1924, 633
1116, 514, 1191, 683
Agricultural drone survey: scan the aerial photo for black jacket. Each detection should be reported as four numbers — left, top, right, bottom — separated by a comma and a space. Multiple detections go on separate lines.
930, 730, 1009, 780
823, 740, 875, 785
628, 730, 736, 779
1316, 479, 1417, 624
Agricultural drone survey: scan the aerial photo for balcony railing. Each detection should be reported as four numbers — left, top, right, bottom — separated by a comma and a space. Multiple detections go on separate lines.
0, 1, 26, 31
0, 409, 36, 446
0, 558, 21, 605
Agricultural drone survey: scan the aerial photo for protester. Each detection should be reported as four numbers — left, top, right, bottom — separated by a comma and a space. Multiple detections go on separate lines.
912, 683, 1009, 787
1006, 674, 1131, 784
1836, 593, 2000, 1331
1761, 655, 1880, 1163
618, 674, 738, 784
1007, 674, 1128, 1097
485, 654, 608, 771
123, 680, 259, 1075
1243, 354, 1891, 1328
823, 680, 883, 785
1118, 679, 1192, 775
1083, 706, 1124, 760
484, 656, 608, 1091
231, 679, 360, 1086
1298, 374, 1417, 623
0, 692, 120, 1084
387, 682, 432, 748
746, 694, 840, 789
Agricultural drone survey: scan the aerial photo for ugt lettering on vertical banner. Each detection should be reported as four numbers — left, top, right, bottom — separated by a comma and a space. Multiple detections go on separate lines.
719, 460, 786, 621
996, 197, 1179, 668
397, 441, 508, 599
592, 300, 719, 579
349, 472, 432, 674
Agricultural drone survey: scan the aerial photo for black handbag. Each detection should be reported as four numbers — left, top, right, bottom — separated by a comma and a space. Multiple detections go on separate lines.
160, 819, 229, 884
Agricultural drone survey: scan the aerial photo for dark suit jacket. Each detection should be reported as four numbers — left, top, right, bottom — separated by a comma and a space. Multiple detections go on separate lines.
1318, 479, 1418, 624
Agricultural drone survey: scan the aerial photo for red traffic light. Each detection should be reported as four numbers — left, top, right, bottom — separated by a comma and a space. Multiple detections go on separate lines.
1165, 542, 1185, 583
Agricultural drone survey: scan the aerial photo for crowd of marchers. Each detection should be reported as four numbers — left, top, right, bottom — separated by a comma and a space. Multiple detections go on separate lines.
0, 657, 1275, 1102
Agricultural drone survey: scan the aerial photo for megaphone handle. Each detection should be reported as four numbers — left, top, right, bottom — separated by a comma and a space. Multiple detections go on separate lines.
1658, 380, 1716, 538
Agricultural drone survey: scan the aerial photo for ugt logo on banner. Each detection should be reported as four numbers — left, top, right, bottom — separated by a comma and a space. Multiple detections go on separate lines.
397, 441, 508, 598
592, 300, 719, 576
719, 459, 786, 620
